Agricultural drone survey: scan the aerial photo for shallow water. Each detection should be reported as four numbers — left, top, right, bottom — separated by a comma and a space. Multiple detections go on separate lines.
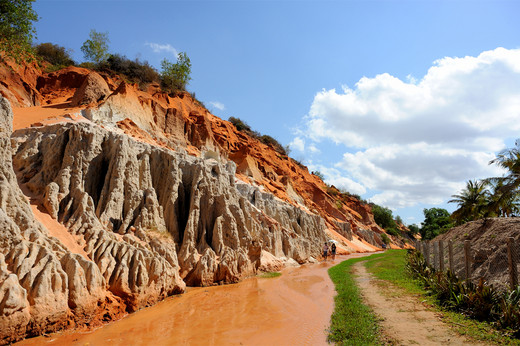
18, 254, 369, 346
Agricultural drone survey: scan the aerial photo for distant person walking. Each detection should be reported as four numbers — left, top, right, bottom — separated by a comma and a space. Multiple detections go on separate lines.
323, 242, 329, 261
331, 243, 336, 260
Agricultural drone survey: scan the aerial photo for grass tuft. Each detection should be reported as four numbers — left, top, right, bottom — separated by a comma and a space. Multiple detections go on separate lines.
259, 272, 281, 278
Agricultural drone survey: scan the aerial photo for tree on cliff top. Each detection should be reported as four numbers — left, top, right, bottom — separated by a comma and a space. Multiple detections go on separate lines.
81, 29, 110, 65
0, 0, 38, 61
160, 52, 191, 92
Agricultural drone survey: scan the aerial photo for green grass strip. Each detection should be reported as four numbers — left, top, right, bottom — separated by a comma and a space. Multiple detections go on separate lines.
327, 255, 382, 345
363, 249, 423, 294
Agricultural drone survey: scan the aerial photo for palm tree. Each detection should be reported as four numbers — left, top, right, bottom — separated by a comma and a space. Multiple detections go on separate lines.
448, 179, 490, 224
487, 180, 520, 217
487, 141, 520, 216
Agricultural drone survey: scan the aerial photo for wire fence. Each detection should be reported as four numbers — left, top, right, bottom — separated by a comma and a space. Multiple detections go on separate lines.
414, 237, 520, 291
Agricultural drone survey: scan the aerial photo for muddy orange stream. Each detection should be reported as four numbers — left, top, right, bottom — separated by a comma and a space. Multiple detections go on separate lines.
18, 254, 370, 346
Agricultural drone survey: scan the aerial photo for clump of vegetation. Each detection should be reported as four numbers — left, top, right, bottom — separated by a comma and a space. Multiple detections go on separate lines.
380, 233, 390, 245
99, 54, 160, 87
407, 249, 520, 338
312, 171, 325, 180
407, 224, 420, 235
326, 185, 339, 196
160, 52, 191, 92
228, 116, 288, 156
259, 272, 281, 278
81, 29, 110, 65
258, 134, 287, 155
0, 0, 38, 62
420, 207, 453, 240
370, 203, 400, 236
34, 42, 75, 70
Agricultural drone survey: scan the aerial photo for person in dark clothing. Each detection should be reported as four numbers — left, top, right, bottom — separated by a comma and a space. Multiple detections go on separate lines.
331, 243, 336, 260
323, 242, 329, 261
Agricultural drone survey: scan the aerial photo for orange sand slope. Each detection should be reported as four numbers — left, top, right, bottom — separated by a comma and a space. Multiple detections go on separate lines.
12, 103, 85, 130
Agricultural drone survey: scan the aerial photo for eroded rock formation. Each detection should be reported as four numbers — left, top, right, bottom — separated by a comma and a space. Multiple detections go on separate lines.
0, 98, 126, 343
0, 100, 327, 342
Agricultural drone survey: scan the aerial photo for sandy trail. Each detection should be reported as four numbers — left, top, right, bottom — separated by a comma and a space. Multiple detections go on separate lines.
353, 262, 485, 345
17, 254, 370, 346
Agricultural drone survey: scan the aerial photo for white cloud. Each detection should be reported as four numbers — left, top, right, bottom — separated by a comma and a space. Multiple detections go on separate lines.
209, 101, 225, 111
301, 47, 520, 209
290, 137, 305, 152
145, 42, 179, 57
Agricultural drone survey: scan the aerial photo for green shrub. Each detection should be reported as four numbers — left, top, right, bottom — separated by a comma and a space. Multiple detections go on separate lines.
259, 134, 287, 155
35, 42, 75, 68
408, 224, 420, 235
371, 203, 398, 231
386, 227, 400, 236
326, 185, 339, 196
312, 171, 324, 180
229, 116, 253, 133
81, 29, 110, 65
160, 52, 191, 92
381, 233, 390, 244
228, 117, 287, 155
420, 208, 453, 240
0, 0, 38, 62
99, 54, 160, 87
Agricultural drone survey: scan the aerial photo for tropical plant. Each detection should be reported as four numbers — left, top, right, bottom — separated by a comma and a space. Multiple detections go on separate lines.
486, 180, 520, 217
448, 179, 490, 224
81, 29, 110, 65
487, 142, 520, 217
160, 52, 191, 92
0, 0, 38, 62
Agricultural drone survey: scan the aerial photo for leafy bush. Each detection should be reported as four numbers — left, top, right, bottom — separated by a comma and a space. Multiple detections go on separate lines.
0, 0, 38, 62
161, 52, 191, 92
312, 171, 325, 180
420, 208, 453, 240
407, 224, 420, 235
380, 233, 390, 244
35, 42, 75, 68
228, 117, 287, 156
259, 135, 287, 155
228, 116, 252, 132
371, 204, 397, 231
386, 227, 400, 236
326, 186, 339, 196
81, 29, 110, 64
99, 54, 160, 87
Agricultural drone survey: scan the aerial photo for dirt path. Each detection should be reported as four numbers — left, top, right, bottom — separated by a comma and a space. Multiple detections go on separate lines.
353, 262, 486, 345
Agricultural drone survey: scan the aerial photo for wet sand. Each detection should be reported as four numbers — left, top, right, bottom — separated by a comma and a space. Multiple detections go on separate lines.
17, 253, 371, 346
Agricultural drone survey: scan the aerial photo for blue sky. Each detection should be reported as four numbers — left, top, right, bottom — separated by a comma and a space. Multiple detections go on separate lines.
33, 0, 520, 224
